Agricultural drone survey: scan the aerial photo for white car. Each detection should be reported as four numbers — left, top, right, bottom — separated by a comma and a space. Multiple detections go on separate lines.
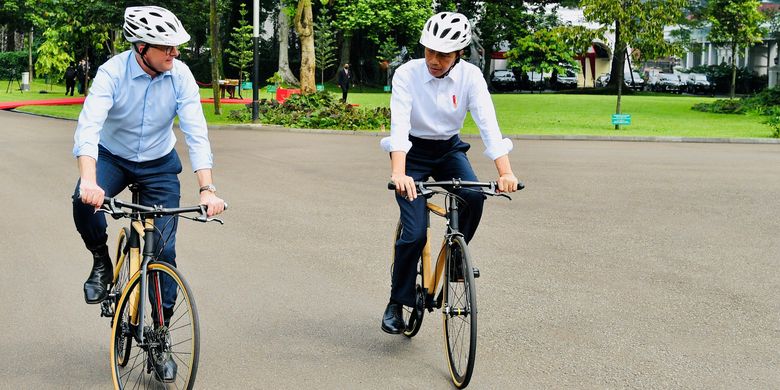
490, 70, 517, 91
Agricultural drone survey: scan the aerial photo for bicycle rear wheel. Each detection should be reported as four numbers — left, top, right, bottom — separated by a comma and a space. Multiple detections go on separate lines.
442, 236, 477, 388
394, 222, 425, 337
402, 264, 425, 338
111, 262, 200, 390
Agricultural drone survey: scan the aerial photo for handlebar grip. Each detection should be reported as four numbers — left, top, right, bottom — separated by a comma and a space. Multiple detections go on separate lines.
516, 182, 525, 191
387, 182, 396, 191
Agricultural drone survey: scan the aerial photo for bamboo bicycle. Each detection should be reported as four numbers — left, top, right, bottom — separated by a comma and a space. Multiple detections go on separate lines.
97, 184, 225, 390
389, 179, 523, 389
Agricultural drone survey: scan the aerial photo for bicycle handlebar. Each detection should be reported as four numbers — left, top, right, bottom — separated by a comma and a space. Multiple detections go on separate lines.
387, 179, 524, 192
100, 196, 228, 224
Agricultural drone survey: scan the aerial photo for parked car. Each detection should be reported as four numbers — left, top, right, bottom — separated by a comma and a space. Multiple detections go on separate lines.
596, 73, 610, 87
682, 73, 713, 95
553, 68, 578, 90
595, 72, 644, 90
648, 73, 682, 93
523, 71, 546, 91
490, 70, 517, 91
624, 71, 645, 91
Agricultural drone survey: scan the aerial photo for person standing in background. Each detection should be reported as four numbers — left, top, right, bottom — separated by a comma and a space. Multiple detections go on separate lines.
337, 63, 352, 103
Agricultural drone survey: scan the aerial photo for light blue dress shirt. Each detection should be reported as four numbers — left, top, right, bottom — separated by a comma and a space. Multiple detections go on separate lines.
380, 58, 513, 161
73, 50, 213, 172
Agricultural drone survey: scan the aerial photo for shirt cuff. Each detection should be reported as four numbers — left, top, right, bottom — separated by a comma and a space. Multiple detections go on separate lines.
73, 144, 99, 160
380, 136, 412, 154
483, 138, 513, 160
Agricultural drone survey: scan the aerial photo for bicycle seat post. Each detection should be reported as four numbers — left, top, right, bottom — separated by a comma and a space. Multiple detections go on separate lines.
129, 183, 140, 204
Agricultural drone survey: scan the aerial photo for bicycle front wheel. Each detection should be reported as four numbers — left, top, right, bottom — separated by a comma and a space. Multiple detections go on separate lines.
110, 262, 200, 390
442, 236, 477, 388
112, 227, 132, 366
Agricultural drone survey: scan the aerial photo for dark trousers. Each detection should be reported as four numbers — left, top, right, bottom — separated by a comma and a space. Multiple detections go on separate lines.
73, 145, 182, 310
340, 85, 349, 102
390, 135, 485, 307
65, 80, 75, 96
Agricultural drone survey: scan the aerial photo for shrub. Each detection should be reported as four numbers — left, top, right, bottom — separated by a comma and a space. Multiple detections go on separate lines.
691, 98, 745, 114
764, 107, 780, 138
230, 90, 390, 130
0, 51, 33, 81
691, 86, 780, 115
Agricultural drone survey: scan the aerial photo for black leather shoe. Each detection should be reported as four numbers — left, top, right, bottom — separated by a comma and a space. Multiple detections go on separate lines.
83, 245, 113, 304
152, 352, 178, 383
381, 302, 404, 334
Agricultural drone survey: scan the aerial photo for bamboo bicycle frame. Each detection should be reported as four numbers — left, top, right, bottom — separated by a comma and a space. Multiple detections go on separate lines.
420, 199, 462, 300
110, 185, 165, 345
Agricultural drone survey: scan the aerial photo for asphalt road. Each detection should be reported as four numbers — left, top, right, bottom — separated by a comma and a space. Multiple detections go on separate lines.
0, 110, 778, 389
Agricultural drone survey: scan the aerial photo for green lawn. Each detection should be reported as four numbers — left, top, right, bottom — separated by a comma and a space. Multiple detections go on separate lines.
5, 79, 775, 138
348, 92, 773, 138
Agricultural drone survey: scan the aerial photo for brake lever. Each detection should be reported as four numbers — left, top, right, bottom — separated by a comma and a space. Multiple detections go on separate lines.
195, 216, 224, 224
481, 188, 512, 200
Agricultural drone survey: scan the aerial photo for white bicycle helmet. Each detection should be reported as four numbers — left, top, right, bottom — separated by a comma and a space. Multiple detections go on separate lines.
419, 12, 472, 53
123, 6, 190, 46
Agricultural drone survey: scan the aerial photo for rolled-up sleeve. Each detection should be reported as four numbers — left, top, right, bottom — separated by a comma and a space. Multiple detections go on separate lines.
175, 67, 213, 172
468, 70, 513, 160
72, 68, 115, 160
380, 66, 413, 154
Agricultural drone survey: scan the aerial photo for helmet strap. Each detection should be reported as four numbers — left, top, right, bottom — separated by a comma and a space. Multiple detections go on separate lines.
133, 43, 163, 76
437, 53, 461, 79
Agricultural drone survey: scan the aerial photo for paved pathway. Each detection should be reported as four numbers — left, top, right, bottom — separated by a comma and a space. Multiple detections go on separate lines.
0, 110, 778, 389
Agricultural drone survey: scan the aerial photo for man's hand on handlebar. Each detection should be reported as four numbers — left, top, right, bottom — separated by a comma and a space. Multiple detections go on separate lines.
199, 191, 226, 217
391, 172, 417, 201
497, 173, 519, 193
79, 180, 106, 209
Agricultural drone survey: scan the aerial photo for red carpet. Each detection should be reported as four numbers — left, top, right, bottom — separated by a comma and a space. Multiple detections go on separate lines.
0, 97, 85, 110
0, 96, 252, 110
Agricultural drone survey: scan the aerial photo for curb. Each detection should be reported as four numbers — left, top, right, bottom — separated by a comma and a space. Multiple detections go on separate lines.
7, 109, 779, 145
210, 123, 780, 144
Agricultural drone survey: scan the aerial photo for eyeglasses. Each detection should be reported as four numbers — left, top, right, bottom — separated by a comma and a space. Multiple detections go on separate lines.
148, 44, 178, 56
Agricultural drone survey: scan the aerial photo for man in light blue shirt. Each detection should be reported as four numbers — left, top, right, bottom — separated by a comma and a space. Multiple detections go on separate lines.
72, 6, 224, 382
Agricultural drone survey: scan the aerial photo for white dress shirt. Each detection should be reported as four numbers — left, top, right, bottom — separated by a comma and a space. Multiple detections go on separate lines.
380, 58, 513, 160
73, 50, 213, 172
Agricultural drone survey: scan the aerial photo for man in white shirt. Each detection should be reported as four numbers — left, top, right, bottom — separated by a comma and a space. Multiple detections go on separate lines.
380, 12, 519, 334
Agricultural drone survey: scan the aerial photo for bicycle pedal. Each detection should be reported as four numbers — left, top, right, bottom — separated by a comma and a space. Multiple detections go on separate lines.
100, 301, 113, 318
473, 267, 480, 278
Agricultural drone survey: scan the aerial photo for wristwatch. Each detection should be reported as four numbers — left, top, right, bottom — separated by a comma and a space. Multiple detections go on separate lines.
199, 184, 217, 194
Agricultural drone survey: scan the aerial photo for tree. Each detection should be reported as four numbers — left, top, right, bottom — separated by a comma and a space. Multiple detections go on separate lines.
35, 27, 73, 88
225, 3, 254, 97
505, 28, 576, 92
210, 0, 223, 114
581, 0, 686, 127
707, 0, 765, 98
314, 7, 338, 86
331, 0, 430, 80
294, 0, 316, 94
277, 3, 300, 86
31, 0, 123, 94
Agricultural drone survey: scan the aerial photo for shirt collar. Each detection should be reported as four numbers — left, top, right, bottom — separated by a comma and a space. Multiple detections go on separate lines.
128, 51, 172, 80
421, 60, 459, 84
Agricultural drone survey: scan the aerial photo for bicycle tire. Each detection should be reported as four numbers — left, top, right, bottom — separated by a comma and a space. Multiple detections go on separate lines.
442, 235, 477, 388
113, 227, 132, 367
393, 221, 425, 337
110, 262, 200, 390
402, 270, 425, 338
